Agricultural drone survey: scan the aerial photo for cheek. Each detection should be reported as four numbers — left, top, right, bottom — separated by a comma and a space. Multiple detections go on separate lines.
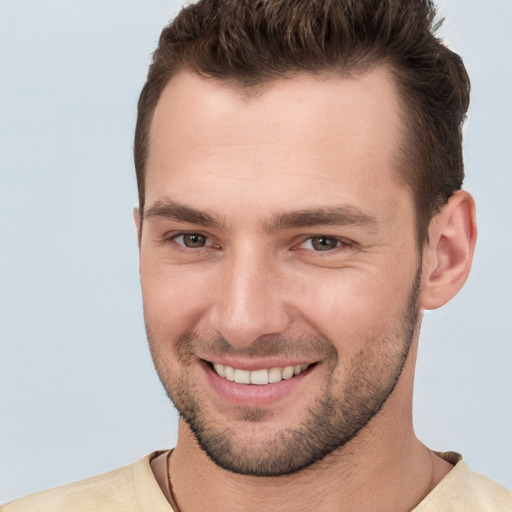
140, 259, 214, 335
289, 268, 413, 349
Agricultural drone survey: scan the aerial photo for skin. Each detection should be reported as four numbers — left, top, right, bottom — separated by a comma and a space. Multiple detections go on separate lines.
136, 68, 476, 511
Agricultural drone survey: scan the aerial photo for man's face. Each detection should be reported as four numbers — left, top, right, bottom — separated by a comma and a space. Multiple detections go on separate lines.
139, 69, 422, 476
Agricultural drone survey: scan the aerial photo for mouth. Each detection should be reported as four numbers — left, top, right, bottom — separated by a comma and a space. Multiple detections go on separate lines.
200, 359, 318, 407
208, 361, 313, 385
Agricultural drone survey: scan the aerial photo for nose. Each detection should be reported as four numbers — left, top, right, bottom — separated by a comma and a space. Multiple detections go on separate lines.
209, 247, 291, 348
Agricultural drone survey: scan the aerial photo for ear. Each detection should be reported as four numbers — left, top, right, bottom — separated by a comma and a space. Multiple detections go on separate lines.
420, 190, 477, 310
133, 207, 142, 250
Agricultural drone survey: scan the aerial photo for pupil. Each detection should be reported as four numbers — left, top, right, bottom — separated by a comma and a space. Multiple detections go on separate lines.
185, 234, 205, 247
313, 237, 337, 251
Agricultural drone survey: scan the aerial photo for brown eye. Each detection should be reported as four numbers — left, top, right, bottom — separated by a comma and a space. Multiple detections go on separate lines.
179, 233, 208, 248
310, 236, 341, 251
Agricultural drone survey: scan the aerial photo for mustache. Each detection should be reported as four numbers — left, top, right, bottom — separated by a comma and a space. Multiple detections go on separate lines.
174, 331, 337, 362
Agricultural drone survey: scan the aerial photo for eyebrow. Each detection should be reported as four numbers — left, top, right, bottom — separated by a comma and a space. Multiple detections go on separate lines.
143, 198, 378, 232
265, 206, 379, 231
143, 199, 223, 229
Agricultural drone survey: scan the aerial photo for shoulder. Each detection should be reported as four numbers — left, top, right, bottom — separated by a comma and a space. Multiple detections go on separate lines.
458, 468, 512, 510
414, 453, 512, 512
1, 452, 171, 512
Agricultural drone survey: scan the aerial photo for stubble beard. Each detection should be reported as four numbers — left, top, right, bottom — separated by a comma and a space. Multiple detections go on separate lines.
146, 268, 421, 477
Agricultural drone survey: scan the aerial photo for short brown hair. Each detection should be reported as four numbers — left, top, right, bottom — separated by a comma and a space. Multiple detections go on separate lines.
134, 0, 470, 246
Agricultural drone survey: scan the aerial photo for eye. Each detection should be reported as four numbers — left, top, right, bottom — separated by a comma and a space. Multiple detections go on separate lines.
302, 236, 344, 251
173, 233, 209, 248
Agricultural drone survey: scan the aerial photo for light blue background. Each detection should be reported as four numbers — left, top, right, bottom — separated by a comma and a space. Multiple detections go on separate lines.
1, 0, 511, 503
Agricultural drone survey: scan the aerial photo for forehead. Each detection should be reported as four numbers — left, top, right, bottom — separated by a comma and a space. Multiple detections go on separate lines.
145, 69, 409, 221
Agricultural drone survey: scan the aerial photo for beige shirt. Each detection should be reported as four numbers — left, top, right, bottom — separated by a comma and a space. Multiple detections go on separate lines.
3, 451, 511, 511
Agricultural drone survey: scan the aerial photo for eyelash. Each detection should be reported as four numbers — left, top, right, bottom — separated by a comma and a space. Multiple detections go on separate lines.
166, 232, 352, 254
168, 232, 216, 250
296, 236, 352, 253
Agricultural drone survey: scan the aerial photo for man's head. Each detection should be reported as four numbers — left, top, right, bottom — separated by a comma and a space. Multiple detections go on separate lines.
135, 0, 470, 247
134, 0, 476, 478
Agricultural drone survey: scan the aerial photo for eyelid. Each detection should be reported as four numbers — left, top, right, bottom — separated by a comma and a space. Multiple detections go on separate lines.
166, 231, 218, 249
162, 231, 353, 252
294, 235, 354, 252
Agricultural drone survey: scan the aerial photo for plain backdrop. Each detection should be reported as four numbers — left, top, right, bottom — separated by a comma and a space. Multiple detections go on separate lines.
1, 0, 511, 503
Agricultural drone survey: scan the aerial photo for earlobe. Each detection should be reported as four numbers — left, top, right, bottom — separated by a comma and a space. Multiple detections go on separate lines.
420, 190, 477, 310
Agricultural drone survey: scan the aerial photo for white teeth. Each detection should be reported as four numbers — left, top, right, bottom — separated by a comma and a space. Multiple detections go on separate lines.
281, 366, 294, 380
212, 363, 310, 385
250, 369, 269, 385
213, 363, 225, 378
268, 367, 282, 383
233, 369, 250, 384
224, 365, 235, 382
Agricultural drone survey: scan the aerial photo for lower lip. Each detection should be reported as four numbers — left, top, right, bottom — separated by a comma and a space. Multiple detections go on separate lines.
200, 360, 314, 407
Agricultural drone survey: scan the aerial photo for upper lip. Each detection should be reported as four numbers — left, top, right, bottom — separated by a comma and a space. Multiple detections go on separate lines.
201, 357, 316, 371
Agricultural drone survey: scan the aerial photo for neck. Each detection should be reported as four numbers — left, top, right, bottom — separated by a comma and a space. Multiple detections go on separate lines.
167, 408, 451, 512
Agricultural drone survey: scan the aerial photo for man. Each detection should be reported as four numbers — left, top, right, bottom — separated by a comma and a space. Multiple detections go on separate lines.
3, 0, 511, 510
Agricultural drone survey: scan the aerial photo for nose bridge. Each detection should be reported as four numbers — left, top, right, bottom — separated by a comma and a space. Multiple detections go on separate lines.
213, 243, 289, 347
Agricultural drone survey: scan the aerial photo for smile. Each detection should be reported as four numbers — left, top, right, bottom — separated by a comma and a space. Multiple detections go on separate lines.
211, 363, 311, 385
